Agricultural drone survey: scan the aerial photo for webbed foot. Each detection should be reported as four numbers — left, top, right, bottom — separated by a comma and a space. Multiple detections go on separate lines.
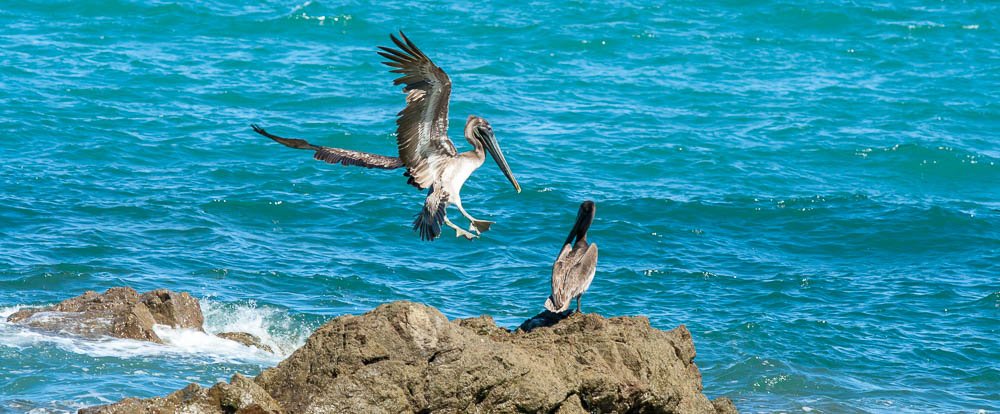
455, 228, 478, 240
469, 220, 494, 234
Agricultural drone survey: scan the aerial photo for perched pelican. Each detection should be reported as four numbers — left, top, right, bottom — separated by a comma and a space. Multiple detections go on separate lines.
251, 32, 520, 241
544, 201, 599, 313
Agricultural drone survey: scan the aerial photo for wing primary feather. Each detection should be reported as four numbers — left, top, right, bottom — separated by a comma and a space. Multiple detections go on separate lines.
390, 33, 420, 57
377, 47, 411, 60
399, 31, 428, 59
377, 51, 408, 63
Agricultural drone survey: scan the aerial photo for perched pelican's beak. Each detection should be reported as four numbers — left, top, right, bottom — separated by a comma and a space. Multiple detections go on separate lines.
576, 201, 596, 233
476, 127, 521, 193
566, 201, 596, 245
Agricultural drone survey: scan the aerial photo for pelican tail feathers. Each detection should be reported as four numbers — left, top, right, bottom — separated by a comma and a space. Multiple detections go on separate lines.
413, 186, 449, 241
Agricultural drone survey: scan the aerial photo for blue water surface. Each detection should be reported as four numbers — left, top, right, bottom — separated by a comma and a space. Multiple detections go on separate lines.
1, 1, 998, 412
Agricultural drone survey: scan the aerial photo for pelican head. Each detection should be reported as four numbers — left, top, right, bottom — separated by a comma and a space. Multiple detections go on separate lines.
566, 200, 596, 246
466, 115, 521, 193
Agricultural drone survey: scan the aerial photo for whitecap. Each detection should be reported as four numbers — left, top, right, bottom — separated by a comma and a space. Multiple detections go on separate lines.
0, 304, 35, 319
153, 325, 279, 362
0, 320, 279, 364
200, 298, 312, 358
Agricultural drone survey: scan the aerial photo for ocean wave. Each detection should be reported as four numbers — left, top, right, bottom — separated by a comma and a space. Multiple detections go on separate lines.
200, 298, 313, 358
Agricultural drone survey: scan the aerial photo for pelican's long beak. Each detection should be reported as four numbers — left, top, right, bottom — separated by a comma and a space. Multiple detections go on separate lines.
576, 201, 595, 234
477, 127, 521, 193
565, 201, 596, 245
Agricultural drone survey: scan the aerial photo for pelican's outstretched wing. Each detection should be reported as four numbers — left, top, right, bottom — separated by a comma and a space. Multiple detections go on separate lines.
413, 185, 449, 241
378, 32, 457, 189
545, 243, 599, 313
252, 124, 404, 169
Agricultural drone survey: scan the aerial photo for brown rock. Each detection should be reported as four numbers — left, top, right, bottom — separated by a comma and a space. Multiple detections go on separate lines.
553, 394, 589, 414
80, 374, 282, 414
81, 301, 737, 414
140, 289, 204, 331
712, 397, 740, 414
219, 332, 274, 353
209, 374, 284, 413
7, 287, 205, 343
254, 301, 734, 413
110, 299, 159, 343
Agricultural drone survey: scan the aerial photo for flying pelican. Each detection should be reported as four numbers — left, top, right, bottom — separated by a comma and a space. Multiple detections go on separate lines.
544, 201, 598, 313
251, 32, 520, 241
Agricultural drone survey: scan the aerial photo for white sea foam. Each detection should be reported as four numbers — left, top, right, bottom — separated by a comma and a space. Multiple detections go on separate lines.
20, 400, 89, 414
153, 325, 278, 361
200, 299, 312, 358
0, 324, 278, 364
288, 0, 313, 13
0, 304, 31, 319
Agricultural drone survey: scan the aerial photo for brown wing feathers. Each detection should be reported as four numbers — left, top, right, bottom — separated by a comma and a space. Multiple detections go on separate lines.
312, 147, 403, 169
251, 124, 404, 170
377, 32, 456, 190
378, 35, 431, 89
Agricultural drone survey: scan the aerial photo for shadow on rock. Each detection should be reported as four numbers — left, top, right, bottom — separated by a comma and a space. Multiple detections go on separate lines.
516, 309, 573, 332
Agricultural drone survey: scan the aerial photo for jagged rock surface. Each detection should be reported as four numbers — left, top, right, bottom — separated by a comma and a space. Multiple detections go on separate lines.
7, 287, 204, 343
78, 374, 280, 414
139, 288, 204, 331
82, 301, 738, 414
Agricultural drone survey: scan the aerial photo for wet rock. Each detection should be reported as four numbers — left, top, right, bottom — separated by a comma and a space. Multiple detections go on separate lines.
219, 332, 274, 353
713, 397, 740, 414
140, 288, 204, 331
7, 287, 204, 343
81, 301, 737, 413
79, 374, 282, 414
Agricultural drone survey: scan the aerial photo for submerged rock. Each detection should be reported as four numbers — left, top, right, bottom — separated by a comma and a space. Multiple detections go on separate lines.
219, 331, 274, 353
7, 287, 204, 343
83, 301, 736, 413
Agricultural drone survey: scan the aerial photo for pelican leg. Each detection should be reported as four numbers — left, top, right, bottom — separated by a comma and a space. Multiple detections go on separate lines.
444, 216, 477, 240
456, 203, 493, 234
576, 296, 582, 313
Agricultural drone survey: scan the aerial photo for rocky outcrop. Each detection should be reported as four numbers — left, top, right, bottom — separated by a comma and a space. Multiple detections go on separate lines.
83, 301, 737, 413
7, 287, 203, 343
219, 332, 274, 353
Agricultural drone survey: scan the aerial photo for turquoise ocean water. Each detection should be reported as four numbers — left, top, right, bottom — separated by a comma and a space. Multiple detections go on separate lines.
1, 1, 997, 412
